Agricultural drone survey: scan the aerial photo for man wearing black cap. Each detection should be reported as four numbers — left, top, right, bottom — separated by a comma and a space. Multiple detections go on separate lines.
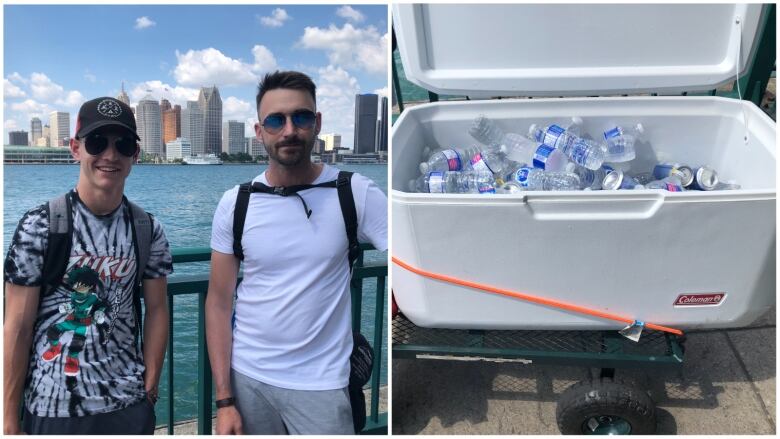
3, 97, 173, 435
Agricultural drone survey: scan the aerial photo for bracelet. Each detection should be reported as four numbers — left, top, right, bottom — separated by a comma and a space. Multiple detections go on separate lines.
215, 397, 235, 409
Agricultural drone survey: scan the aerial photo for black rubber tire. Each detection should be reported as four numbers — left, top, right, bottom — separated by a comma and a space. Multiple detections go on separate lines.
556, 378, 657, 435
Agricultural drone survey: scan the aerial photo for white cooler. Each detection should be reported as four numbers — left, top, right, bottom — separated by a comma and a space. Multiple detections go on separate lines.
391, 4, 776, 330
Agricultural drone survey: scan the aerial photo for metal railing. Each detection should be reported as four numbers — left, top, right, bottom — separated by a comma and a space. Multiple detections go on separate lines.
158, 244, 387, 434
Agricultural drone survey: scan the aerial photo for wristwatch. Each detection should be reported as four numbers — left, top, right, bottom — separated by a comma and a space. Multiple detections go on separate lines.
215, 397, 236, 409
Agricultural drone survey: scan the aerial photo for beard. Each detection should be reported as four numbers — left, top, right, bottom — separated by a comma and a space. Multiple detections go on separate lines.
268, 135, 315, 167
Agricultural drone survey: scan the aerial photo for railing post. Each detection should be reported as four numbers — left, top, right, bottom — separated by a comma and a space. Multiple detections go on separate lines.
167, 294, 175, 435
198, 291, 213, 435
371, 275, 386, 422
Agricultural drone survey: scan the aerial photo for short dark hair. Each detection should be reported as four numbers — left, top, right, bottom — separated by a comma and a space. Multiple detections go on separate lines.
256, 71, 317, 118
66, 267, 102, 290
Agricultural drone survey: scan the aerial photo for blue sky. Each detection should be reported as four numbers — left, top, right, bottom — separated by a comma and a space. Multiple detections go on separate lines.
3, 4, 389, 149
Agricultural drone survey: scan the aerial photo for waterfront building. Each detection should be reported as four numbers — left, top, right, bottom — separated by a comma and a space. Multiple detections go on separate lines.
49, 111, 70, 147
181, 101, 204, 156
9, 130, 29, 146
222, 120, 245, 154
4, 146, 75, 163
116, 82, 131, 106
166, 137, 192, 161
136, 94, 162, 158
354, 94, 379, 154
163, 104, 181, 146
313, 138, 325, 154
319, 133, 342, 152
35, 136, 50, 147
247, 137, 265, 157
30, 117, 43, 146
198, 86, 222, 156
378, 96, 388, 153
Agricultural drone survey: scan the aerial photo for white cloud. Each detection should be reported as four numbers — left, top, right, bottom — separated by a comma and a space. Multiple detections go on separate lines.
4, 79, 26, 98
337, 6, 365, 23
299, 24, 387, 75
10, 99, 50, 115
374, 86, 389, 98
7, 72, 27, 85
29, 72, 64, 101
129, 80, 200, 106
251, 45, 278, 74
26, 73, 84, 107
5, 119, 19, 131
173, 48, 258, 87
135, 16, 156, 30
259, 8, 291, 28
223, 96, 252, 120
316, 65, 361, 150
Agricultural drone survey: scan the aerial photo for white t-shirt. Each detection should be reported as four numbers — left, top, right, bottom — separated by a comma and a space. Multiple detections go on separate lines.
210, 164, 387, 390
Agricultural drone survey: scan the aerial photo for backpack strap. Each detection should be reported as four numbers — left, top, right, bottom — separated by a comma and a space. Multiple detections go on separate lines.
232, 183, 253, 261
232, 172, 359, 270
335, 171, 359, 272
42, 193, 73, 296
127, 199, 153, 345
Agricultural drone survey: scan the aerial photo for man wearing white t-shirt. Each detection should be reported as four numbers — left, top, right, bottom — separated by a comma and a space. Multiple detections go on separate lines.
206, 70, 387, 435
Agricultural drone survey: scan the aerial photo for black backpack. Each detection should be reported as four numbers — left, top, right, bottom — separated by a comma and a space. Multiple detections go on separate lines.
231, 170, 373, 432
42, 192, 153, 342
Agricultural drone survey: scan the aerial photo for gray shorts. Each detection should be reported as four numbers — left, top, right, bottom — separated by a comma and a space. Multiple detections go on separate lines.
22, 399, 156, 435
231, 368, 353, 435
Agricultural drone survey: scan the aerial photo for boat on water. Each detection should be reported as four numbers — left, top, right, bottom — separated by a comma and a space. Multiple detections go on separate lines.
182, 154, 222, 165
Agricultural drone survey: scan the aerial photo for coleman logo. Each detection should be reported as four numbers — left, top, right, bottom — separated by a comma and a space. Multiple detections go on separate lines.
674, 293, 725, 306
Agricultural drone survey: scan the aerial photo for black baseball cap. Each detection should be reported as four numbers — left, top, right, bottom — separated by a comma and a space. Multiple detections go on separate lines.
75, 97, 140, 140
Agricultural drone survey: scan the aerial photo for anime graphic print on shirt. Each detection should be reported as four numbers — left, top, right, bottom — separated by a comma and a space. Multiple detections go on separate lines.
4, 191, 173, 417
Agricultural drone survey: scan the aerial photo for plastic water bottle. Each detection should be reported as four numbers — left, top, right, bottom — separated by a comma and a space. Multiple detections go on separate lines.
419, 145, 480, 174
469, 115, 569, 171
565, 163, 613, 190
411, 171, 497, 194
468, 148, 514, 178
528, 124, 606, 170
603, 123, 643, 163
504, 166, 581, 191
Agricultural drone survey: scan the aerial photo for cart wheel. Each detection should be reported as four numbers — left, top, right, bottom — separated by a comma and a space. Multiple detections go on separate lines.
556, 378, 656, 435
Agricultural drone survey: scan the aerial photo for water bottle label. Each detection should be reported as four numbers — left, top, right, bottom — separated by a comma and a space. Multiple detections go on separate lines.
478, 184, 496, 194
665, 183, 683, 192
532, 145, 555, 170
604, 127, 622, 140
428, 172, 445, 193
543, 125, 565, 147
514, 167, 532, 187
442, 149, 462, 171
469, 153, 495, 173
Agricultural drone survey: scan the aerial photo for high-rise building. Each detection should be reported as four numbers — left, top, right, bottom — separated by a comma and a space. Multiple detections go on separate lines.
49, 111, 70, 147
353, 94, 378, 154
181, 101, 204, 156
162, 104, 181, 146
136, 94, 162, 157
378, 96, 388, 153
247, 137, 266, 157
198, 86, 222, 155
222, 120, 245, 154
30, 117, 42, 146
319, 133, 342, 152
166, 137, 191, 161
116, 82, 130, 106
42, 125, 50, 146
313, 138, 325, 154
9, 130, 29, 146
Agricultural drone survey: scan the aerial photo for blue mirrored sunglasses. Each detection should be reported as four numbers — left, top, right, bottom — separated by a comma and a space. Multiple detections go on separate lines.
261, 110, 316, 134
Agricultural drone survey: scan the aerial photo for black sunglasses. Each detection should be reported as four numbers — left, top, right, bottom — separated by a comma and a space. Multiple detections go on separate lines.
261, 110, 316, 135
84, 133, 138, 157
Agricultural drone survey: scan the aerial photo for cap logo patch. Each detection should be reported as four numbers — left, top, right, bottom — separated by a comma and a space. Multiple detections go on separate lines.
97, 99, 122, 118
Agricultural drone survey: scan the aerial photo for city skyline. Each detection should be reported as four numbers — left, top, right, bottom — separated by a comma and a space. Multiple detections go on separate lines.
3, 4, 389, 150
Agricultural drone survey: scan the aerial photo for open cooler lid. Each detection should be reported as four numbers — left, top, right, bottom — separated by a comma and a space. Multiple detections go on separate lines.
393, 4, 765, 97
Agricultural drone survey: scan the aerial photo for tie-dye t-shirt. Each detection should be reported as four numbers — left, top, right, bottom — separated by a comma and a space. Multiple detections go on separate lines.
4, 191, 173, 417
